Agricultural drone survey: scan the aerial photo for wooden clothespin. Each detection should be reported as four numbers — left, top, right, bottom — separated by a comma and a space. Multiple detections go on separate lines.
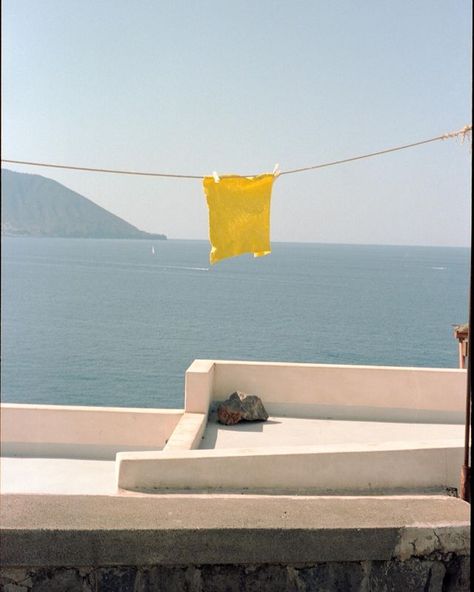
272, 163, 280, 177
212, 171, 220, 183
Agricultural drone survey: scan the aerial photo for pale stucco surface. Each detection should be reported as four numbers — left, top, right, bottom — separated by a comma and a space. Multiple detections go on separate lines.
200, 414, 464, 450
1, 415, 464, 495
1, 404, 183, 459
0, 457, 117, 495
0, 361, 468, 494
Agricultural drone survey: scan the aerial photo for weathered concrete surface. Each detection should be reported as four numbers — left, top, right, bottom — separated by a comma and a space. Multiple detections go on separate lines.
0, 494, 469, 568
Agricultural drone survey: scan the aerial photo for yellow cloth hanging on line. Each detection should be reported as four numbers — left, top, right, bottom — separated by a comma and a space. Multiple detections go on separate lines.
203, 173, 276, 264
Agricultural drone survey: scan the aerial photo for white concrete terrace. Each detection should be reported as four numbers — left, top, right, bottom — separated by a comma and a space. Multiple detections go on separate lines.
116, 360, 467, 492
200, 413, 463, 450
0, 359, 467, 495
1, 360, 470, 587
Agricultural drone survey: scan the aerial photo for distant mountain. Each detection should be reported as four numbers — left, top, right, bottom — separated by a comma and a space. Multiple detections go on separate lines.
1, 169, 166, 240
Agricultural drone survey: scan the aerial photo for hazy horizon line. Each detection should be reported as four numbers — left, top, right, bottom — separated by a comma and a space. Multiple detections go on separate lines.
2, 235, 470, 250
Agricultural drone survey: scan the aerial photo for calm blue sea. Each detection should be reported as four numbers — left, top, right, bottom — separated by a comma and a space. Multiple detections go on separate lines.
1, 238, 470, 408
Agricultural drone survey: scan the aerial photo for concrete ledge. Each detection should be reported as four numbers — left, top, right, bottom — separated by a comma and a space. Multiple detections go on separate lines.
1, 404, 183, 459
116, 441, 463, 491
163, 413, 207, 451
0, 494, 469, 567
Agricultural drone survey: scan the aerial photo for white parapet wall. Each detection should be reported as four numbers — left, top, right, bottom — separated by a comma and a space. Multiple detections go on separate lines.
2, 360, 467, 491
116, 360, 467, 491
184, 359, 215, 413
117, 440, 463, 492
1, 403, 183, 460
186, 360, 466, 423
163, 413, 208, 451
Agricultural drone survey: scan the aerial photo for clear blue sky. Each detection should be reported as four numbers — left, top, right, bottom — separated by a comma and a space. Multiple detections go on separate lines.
2, 0, 472, 246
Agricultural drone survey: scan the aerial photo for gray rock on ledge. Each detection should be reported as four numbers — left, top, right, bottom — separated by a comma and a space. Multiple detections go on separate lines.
217, 391, 269, 425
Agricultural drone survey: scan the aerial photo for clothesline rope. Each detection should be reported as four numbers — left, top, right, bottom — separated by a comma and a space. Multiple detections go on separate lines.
1, 124, 471, 180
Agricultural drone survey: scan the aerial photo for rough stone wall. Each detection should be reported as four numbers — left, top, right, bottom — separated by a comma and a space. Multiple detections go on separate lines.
0, 555, 470, 592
